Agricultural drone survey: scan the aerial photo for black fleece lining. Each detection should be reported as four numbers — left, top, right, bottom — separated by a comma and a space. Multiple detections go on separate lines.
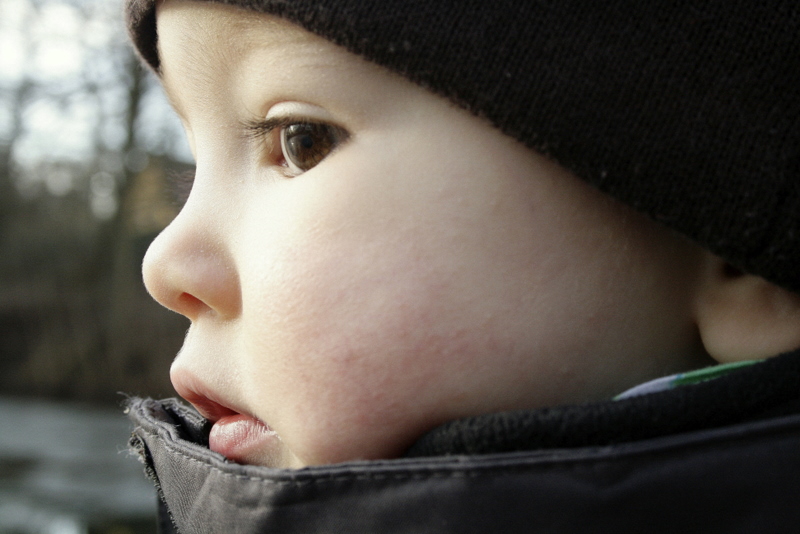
405, 349, 800, 457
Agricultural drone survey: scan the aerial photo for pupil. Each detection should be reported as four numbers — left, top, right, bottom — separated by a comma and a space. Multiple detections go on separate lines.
300, 135, 314, 149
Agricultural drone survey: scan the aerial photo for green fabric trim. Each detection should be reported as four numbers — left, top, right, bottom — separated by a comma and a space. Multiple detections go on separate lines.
614, 359, 761, 400
671, 360, 759, 387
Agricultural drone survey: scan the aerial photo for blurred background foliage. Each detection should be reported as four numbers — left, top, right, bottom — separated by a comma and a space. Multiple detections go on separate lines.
0, 0, 192, 405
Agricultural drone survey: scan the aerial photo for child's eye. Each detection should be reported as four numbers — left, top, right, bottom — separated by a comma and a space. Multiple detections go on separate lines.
280, 122, 349, 174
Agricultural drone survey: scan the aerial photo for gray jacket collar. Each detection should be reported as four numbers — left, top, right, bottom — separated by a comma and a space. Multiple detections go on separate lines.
128, 351, 800, 533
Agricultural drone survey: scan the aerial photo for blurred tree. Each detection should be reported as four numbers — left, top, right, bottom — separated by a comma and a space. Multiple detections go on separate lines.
0, 0, 191, 403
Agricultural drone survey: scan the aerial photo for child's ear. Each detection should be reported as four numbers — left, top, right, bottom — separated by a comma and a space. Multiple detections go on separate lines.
694, 255, 800, 363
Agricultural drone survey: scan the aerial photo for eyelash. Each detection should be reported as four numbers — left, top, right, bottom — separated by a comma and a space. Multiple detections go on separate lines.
242, 116, 299, 170
243, 115, 310, 145
166, 116, 348, 207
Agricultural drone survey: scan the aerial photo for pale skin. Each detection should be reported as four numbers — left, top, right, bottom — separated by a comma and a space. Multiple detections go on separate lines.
144, 0, 800, 469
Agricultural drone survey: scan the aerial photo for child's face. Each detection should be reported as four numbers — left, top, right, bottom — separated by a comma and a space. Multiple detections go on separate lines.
145, 0, 710, 468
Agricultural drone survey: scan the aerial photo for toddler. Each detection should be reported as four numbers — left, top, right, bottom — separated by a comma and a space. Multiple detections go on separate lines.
125, 0, 800, 531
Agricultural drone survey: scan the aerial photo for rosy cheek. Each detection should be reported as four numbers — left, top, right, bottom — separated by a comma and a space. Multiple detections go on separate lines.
237, 250, 470, 463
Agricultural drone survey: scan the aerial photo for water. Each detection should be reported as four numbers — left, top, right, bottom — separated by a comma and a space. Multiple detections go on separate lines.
0, 397, 157, 534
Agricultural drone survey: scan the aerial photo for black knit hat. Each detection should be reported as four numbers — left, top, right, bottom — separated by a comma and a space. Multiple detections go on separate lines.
126, 0, 800, 294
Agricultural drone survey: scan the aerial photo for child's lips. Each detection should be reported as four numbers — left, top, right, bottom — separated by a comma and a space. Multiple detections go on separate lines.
209, 414, 282, 465
172, 376, 239, 422
171, 370, 285, 466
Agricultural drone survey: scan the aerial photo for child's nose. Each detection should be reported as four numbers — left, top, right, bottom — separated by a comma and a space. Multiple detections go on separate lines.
142, 205, 241, 321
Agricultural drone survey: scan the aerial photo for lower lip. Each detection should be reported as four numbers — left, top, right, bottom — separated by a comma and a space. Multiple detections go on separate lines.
209, 414, 281, 466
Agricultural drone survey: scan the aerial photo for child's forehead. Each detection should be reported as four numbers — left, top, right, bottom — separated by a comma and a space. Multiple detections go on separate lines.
157, 1, 397, 121
157, 0, 319, 69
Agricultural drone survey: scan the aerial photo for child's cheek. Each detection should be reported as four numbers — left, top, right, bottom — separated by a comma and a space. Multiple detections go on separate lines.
236, 217, 473, 463
226, 132, 574, 464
